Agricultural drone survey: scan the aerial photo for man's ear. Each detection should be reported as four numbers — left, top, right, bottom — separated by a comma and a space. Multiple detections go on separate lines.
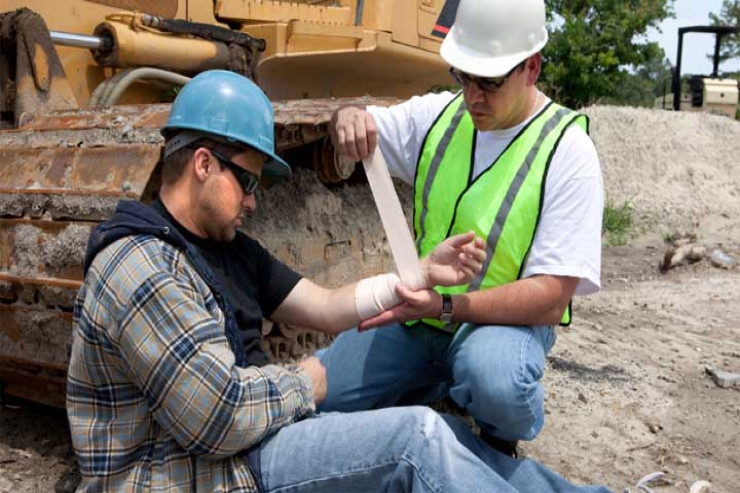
192, 147, 213, 184
526, 53, 542, 86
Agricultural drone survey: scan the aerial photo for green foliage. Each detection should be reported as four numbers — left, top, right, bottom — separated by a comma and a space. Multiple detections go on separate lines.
709, 0, 740, 64
603, 198, 634, 246
158, 85, 182, 103
603, 55, 674, 107
430, 84, 461, 94
540, 0, 675, 108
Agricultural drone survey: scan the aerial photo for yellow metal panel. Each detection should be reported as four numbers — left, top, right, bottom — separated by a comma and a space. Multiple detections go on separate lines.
243, 21, 374, 58
83, 0, 178, 18
356, 0, 393, 31
418, 36, 441, 54
258, 36, 448, 99
186, 0, 229, 25
391, 0, 418, 46
417, 0, 445, 42
217, 0, 352, 24
287, 20, 365, 40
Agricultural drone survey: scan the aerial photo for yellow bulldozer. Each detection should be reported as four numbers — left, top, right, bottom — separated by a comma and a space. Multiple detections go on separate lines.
0, 0, 457, 407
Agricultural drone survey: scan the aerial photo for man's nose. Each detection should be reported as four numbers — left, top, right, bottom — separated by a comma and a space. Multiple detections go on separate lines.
242, 192, 256, 213
463, 81, 486, 104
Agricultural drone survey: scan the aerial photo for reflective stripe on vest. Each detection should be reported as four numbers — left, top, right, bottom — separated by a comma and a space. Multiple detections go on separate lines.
411, 94, 589, 331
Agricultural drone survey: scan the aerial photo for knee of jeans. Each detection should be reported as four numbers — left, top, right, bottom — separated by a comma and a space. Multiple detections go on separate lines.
402, 407, 450, 443
468, 366, 540, 409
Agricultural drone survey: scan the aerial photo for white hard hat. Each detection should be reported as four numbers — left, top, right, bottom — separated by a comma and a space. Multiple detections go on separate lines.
440, 0, 549, 77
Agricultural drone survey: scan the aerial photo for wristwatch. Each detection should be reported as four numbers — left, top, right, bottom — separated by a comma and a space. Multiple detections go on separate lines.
439, 294, 454, 324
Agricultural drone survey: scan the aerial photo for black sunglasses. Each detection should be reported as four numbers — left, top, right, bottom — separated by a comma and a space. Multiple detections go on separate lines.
208, 148, 260, 195
449, 63, 522, 92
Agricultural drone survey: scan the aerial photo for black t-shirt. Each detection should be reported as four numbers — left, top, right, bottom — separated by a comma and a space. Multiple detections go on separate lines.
153, 199, 302, 365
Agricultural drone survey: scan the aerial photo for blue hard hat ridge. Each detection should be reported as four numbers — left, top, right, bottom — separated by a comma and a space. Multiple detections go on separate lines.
163, 70, 292, 178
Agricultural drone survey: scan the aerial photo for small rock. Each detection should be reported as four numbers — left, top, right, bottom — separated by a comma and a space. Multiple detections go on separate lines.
706, 367, 740, 388
113, 115, 124, 124
689, 480, 712, 493
660, 244, 706, 272
578, 392, 588, 404
648, 423, 661, 434
11, 448, 32, 459
709, 249, 736, 269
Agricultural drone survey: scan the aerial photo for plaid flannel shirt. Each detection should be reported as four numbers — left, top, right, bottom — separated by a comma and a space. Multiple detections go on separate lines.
67, 234, 315, 492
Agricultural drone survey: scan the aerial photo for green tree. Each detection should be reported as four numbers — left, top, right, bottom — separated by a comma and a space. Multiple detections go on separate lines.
709, 0, 739, 64
603, 53, 674, 107
541, 0, 675, 108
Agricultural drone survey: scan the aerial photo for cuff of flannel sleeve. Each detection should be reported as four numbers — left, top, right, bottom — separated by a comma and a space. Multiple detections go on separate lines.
288, 364, 317, 417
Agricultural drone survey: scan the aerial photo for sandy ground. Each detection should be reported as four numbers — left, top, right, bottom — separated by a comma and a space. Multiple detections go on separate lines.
1, 241, 738, 493
1, 106, 739, 492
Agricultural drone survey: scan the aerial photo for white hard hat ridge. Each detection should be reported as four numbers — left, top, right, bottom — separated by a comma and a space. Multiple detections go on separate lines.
440, 0, 549, 78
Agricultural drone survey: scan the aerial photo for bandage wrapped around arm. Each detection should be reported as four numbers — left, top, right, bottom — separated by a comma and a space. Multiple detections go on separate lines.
354, 273, 402, 320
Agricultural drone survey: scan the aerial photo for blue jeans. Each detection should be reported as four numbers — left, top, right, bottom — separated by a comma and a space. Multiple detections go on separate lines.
248, 406, 612, 493
316, 323, 556, 441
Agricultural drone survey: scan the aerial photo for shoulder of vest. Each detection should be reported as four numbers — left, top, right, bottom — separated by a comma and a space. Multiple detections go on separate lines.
541, 102, 590, 133
445, 91, 465, 113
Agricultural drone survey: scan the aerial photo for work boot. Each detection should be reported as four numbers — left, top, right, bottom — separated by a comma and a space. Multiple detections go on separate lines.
479, 431, 519, 458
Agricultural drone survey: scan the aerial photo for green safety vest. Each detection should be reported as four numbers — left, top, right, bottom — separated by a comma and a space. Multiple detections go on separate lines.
411, 93, 589, 331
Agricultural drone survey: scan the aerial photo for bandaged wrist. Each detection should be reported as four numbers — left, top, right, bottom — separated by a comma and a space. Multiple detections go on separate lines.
354, 273, 401, 320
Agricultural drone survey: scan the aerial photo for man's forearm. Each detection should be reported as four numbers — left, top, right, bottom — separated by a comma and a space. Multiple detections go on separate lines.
277, 281, 358, 335
452, 275, 578, 326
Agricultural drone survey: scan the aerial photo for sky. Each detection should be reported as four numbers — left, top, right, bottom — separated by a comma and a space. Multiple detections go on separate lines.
648, 0, 740, 75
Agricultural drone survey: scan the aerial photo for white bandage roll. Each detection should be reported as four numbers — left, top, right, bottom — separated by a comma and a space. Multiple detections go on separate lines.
355, 273, 402, 320
363, 150, 426, 290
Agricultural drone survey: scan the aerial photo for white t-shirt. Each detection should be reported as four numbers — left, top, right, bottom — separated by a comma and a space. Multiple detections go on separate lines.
368, 92, 603, 296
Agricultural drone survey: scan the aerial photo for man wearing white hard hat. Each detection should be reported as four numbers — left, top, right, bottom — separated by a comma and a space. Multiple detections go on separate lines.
320, 0, 603, 456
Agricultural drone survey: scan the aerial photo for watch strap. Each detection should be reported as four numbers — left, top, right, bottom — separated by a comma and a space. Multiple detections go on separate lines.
440, 293, 453, 324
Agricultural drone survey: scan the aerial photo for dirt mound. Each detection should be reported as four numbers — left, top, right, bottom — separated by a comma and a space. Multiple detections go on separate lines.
584, 106, 740, 242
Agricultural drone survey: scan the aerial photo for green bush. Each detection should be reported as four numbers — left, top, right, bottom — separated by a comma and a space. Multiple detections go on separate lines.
603, 199, 633, 246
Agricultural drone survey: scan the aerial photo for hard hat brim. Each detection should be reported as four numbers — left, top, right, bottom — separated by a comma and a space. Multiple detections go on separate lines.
263, 153, 292, 178
161, 124, 293, 179
440, 26, 548, 78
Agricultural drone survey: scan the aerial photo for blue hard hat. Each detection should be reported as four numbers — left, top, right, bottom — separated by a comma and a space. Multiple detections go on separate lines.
162, 70, 291, 178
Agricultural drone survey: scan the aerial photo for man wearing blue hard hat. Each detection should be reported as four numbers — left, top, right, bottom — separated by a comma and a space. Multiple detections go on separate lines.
66, 69, 612, 493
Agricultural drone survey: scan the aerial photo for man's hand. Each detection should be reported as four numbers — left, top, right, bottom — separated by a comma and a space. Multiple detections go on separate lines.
297, 356, 327, 405
422, 232, 486, 288
358, 284, 443, 331
330, 105, 378, 162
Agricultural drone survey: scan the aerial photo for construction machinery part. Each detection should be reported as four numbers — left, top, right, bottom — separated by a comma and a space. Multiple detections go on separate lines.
92, 20, 232, 73
0, 8, 78, 127
89, 67, 190, 107
312, 137, 357, 183
671, 25, 740, 116
85, 0, 179, 19
49, 30, 113, 51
